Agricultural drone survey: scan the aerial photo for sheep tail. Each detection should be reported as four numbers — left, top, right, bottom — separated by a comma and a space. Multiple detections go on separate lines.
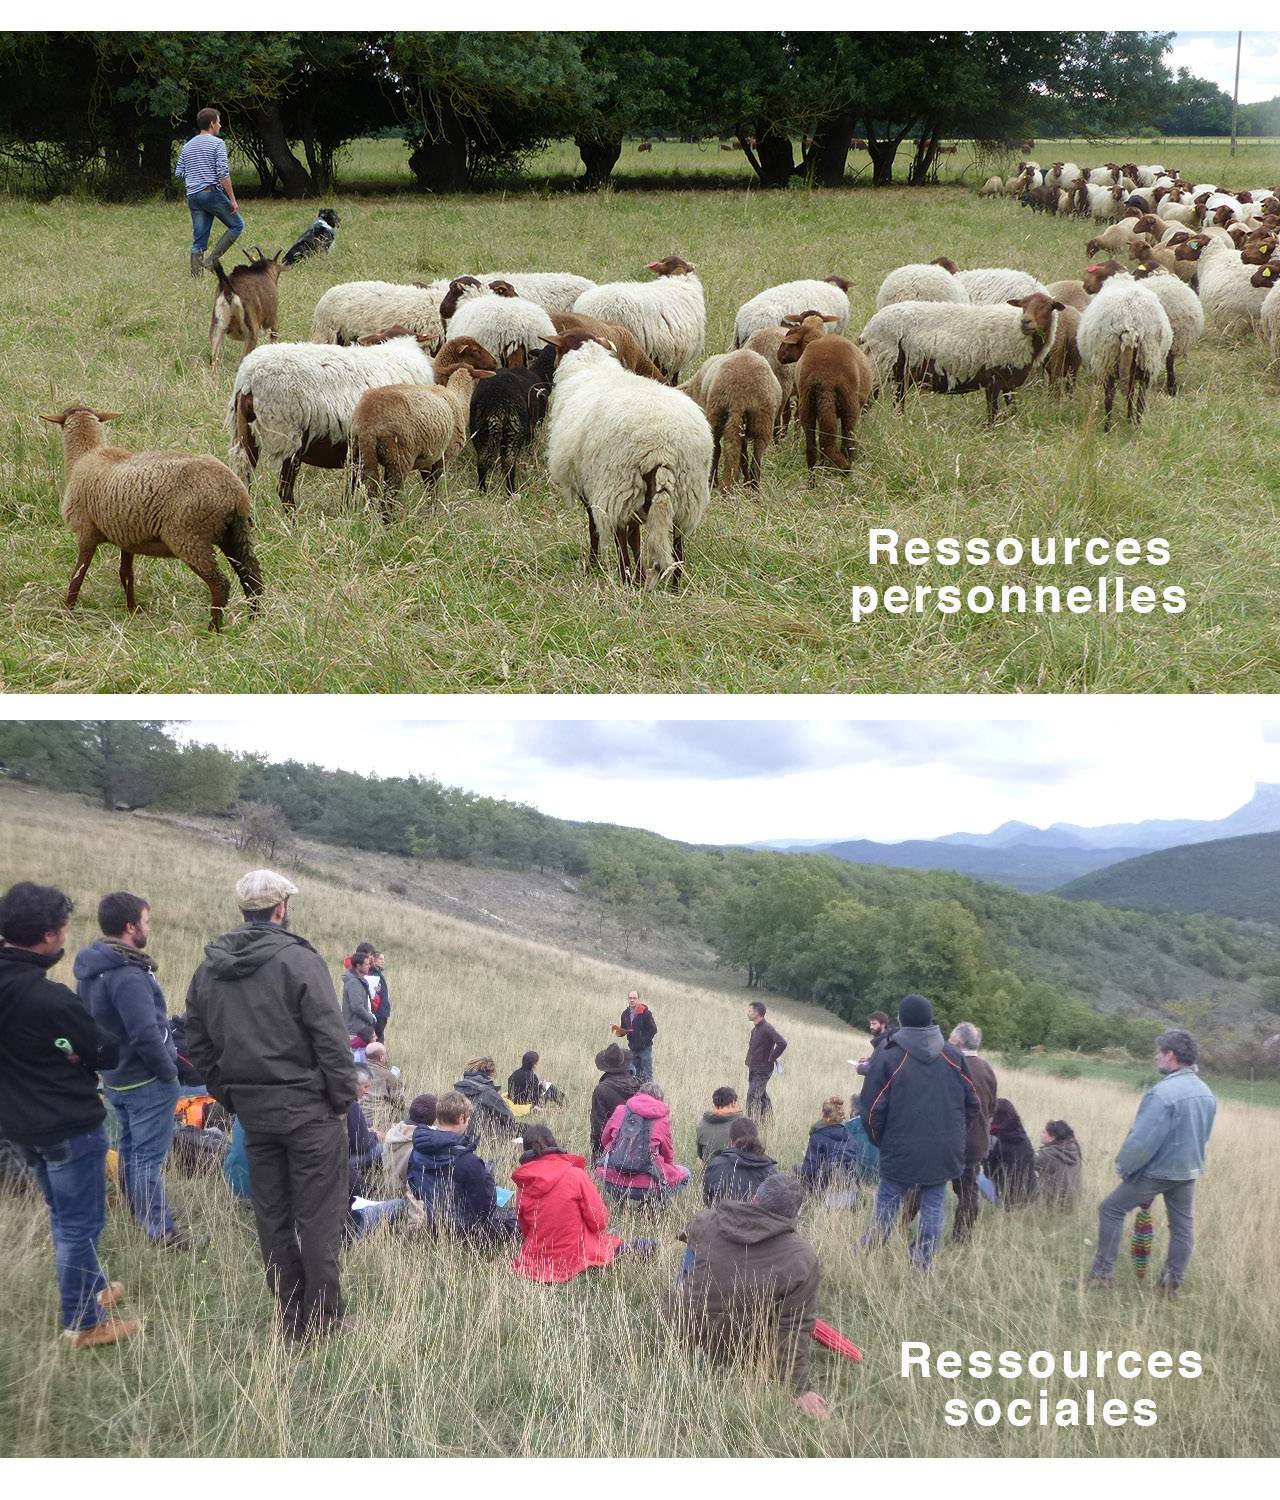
1118, 343, 1138, 409
720, 403, 745, 486
815, 385, 849, 470
638, 463, 677, 587
218, 506, 264, 604
231, 390, 258, 484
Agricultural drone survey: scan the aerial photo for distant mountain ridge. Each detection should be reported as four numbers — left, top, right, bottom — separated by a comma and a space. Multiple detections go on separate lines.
750, 784, 1280, 894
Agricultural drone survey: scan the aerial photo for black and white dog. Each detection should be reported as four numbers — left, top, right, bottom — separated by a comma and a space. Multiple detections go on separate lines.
282, 208, 340, 267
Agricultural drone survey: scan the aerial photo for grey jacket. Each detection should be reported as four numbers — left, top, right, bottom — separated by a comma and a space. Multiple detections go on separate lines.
1114, 1067, 1216, 1182
342, 970, 377, 1044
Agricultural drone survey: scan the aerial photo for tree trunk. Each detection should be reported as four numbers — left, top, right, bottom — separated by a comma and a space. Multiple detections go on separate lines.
408, 132, 469, 193
754, 124, 796, 188
908, 125, 941, 186
575, 135, 622, 189
139, 119, 173, 190
865, 123, 909, 187
244, 102, 313, 197
808, 112, 856, 188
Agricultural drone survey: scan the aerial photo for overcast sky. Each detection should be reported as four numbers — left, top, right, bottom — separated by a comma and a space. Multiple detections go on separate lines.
1170, 31, 1279, 103
179, 716, 1280, 846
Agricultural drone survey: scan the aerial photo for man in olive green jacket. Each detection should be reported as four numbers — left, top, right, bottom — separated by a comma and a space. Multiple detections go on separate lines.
185, 870, 356, 1340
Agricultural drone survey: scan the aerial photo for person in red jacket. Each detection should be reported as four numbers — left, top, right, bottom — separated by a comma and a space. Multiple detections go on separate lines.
511, 1125, 653, 1282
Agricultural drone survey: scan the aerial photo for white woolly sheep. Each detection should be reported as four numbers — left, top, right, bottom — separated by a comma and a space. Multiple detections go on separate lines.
1190, 238, 1276, 335
42, 406, 261, 632
228, 330, 435, 508
572, 255, 706, 383
954, 267, 1047, 305
444, 282, 557, 366
1076, 275, 1173, 427
543, 331, 712, 589
978, 175, 1003, 198
874, 258, 968, 310
311, 280, 450, 351
732, 276, 851, 346
858, 294, 1063, 425
471, 272, 596, 313
1126, 263, 1205, 393
351, 367, 490, 521
1260, 272, 1280, 357
681, 349, 781, 489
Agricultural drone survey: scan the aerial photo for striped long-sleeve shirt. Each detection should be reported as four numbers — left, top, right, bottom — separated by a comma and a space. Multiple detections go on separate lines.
174, 133, 230, 196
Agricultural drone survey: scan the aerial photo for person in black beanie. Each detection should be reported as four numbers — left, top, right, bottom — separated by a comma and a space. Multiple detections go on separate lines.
859, 994, 978, 1269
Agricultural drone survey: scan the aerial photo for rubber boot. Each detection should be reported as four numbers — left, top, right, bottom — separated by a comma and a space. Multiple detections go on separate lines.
206, 228, 239, 267
190, 250, 206, 278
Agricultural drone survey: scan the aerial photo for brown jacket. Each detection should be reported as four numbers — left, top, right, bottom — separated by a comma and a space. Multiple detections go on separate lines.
745, 1018, 787, 1072
961, 1052, 998, 1166
669, 1200, 819, 1391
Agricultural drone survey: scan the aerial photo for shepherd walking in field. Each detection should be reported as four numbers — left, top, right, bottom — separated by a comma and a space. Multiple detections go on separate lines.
175, 107, 244, 278
184, 870, 357, 1342
74, 891, 194, 1249
0, 882, 139, 1348
1081, 1028, 1216, 1296
745, 1001, 787, 1121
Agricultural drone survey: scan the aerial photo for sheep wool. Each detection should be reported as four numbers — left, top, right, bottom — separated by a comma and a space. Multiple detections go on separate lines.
545, 339, 712, 586
690, 348, 781, 489
310, 280, 450, 350
1196, 240, 1274, 336
473, 272, 596, 312
573, 267, 706, 382
351, 368, 479, 518
1077, 277, 1173, 425
858, 300, 1058, 392
955, 268, 1047, 305
445, 292, 557, 366
732, 279, 850, 346
1262, 280, 1280, 358
875, 264, 969, 311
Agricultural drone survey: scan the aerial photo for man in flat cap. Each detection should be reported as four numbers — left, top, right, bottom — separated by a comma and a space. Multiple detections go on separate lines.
185, 870, 357, 1341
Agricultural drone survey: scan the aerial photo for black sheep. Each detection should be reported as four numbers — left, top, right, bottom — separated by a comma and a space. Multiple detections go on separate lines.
470, 344, 555, 493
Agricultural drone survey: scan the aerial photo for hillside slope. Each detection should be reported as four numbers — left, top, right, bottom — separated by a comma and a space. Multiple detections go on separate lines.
1057, 830, 1280, 924
806, 835, 1141, 892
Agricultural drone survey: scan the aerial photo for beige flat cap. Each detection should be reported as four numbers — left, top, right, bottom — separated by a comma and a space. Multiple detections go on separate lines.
235, 869, 299, 910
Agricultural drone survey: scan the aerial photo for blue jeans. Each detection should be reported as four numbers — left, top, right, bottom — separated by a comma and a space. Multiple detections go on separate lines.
866, 1177, 948, 1269
350, 1199, 406, 1238
629, 1045, 653, 1082
21, 1124, 110, 1330
107, 1077, 179, 1239
187, 186, 244, 254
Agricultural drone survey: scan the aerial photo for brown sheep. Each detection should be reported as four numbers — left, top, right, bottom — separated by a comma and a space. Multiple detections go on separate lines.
549, 311, 666, 380
433, 335, 501, 382
210, 250, 282, 367
42, 407, 261, 632
681, 350, 782, 490
777, 316, 874, 474
1043, 304, 1082, 389
743, 326, 798, 437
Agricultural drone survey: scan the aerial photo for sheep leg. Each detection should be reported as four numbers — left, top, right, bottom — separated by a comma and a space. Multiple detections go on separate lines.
709, 428, 721, 490
614, 525, 634, 587
1133, 378, 1148, 425
1166, 351, 1177, 396
65, 539, 99, 609
504, 450, 519, 496
1102, 376, 1116, 431
118, 551, 139, 613
278, 452, 302, 511
209, 315, 226, 369
174, 541, 232, 632
221, 538, 264, 612
669, 532, 684, 594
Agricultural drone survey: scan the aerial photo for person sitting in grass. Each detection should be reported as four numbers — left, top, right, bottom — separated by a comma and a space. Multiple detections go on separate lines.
703, 1115, 778, 1205
453, 1057, 518, 1141
985, 1098, 1036, 1207
406, 1091, 516, 1240
798, 1097, 864, 1203
1034, 1119, 1083, 1208
695, 1086, 744, 1163
382, 1093, 435, 1191
597, 1082, 691, 1203
842, 1099, 880, 1183
511, 1123, 655, 1281
507, 1050, 543, 1106
669, 1174, 828, 1421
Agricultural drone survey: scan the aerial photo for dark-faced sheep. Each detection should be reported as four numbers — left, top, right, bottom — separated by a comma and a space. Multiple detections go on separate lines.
43, 406, 262, 631
470, 344, 556, 494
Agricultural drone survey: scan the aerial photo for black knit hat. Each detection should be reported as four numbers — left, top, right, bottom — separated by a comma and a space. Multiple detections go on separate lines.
898, 994, 934, 1027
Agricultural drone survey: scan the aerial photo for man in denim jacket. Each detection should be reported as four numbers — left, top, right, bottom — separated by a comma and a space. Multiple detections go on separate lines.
1085, 1028, 1216, 1295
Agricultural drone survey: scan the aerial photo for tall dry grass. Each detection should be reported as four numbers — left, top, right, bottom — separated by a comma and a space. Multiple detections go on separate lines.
1, 787, 1277, 1455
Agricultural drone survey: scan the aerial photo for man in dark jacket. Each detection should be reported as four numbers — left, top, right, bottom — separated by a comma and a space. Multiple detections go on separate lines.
947, 1021, 997, 1241
590, 1043, 641, 1155
0, 882, 139, 1348
860, 994, 978, 1269
368, 948, 392, 1043
670, 1174, 828, 1420
185, 869, 357, 1340
854, 1011, 895, 1078
405, 1091, 515, 1239
745, 1001, 788, 1121
618, 991, 657, 1081
74, 891, 191, 1248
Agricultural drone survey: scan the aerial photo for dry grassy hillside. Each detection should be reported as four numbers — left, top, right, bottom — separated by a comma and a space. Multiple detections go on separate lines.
1, 790, 1277, 1456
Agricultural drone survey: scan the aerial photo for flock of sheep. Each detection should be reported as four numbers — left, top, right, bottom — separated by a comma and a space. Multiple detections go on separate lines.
41, 161, 1280, 630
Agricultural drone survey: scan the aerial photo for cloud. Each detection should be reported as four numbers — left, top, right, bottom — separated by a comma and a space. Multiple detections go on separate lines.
1167, 31, 1280, 103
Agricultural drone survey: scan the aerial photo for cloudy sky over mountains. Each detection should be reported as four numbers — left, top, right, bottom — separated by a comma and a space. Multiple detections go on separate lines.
182, 713, 1280, 845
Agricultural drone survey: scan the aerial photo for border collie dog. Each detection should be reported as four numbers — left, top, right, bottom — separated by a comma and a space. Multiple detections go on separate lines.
282, 208, 340, 267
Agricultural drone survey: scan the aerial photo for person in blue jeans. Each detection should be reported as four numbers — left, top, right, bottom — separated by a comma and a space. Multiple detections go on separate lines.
0, 881, 140, 1348
859, 994, 979, 1270
74, 891, 193, 1248
174, 107, 245, 278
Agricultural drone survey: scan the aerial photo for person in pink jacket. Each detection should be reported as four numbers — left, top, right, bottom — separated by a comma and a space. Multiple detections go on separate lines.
512, 1124, 628, 1282
597, 1083, 692, 1202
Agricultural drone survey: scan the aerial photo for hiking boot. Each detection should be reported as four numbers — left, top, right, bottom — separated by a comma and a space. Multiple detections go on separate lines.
64, 1316, 143, 1349
96, 1281, 127, 1310
190, 251, 207, 278
207, 228, 239, 267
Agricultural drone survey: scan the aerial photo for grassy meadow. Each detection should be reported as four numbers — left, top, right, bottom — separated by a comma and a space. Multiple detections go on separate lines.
1, 784, 1278, 1457
2, 137, 1279, 693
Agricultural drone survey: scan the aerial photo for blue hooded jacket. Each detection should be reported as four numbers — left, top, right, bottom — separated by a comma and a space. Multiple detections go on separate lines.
74, 939, 177, 1088
406, 1124, 496, 1233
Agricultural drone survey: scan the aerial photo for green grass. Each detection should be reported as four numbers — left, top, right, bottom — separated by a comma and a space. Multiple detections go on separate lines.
1, 786, 1278, 1456
1011, 1049, 1280, 1109
3, 136, 1279, 692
